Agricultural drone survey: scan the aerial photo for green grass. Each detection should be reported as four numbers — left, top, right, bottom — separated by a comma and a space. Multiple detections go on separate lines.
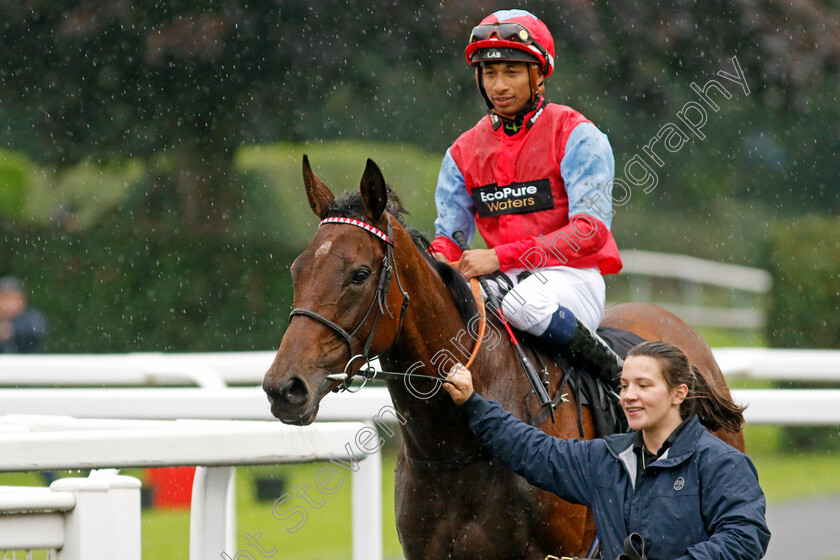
141, 507, 191, 558
0, 458, 403, 559
744, 424, 840, 503
136, 456, 404, 560
231, 457, 404, 560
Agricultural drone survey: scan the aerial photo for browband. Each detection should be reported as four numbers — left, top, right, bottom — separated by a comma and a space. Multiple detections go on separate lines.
320, 217, 391, 244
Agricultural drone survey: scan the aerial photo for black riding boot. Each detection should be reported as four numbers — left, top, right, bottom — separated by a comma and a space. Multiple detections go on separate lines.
538, 307, 623, 389
565, 318, 623, 389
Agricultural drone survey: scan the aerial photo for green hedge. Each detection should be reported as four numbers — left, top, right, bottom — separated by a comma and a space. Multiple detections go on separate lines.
766, 216, 840, 349
0, 225, 297, 353
766, 215, 840, 450
5, 140, 835, 358
0, 140, 446, 353
0, 149, 33, 219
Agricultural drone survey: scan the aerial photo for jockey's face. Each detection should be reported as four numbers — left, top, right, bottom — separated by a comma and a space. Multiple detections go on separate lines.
481, 61, 533, 120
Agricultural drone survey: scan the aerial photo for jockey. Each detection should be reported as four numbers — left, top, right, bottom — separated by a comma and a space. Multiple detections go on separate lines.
430, 9, 625, 385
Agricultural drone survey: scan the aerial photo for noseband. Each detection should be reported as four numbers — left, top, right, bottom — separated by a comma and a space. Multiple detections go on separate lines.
288, 215, 411, 388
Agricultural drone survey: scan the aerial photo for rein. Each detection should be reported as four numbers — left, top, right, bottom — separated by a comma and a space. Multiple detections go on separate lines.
289, 214, 551, 470
288, 215, 486, 392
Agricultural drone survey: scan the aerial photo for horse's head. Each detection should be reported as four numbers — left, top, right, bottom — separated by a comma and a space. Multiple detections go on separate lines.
263, 156, 409, 425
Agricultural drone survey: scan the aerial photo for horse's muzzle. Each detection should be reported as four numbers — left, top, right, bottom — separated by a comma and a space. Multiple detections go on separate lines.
263, 374, 314, 424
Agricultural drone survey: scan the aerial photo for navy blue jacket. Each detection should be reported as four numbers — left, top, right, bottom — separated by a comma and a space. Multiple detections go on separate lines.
461, 393, 770, 560
0, 309, 47, 353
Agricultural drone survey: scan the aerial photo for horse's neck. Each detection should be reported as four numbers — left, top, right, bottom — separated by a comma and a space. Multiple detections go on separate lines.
381, 340, 482, 462
380, 243, 513, 461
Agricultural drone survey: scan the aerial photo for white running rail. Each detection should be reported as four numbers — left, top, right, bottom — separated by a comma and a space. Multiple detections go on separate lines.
2, 347, 840, 559
6, 347, 840, 388
0, 416, 374, 560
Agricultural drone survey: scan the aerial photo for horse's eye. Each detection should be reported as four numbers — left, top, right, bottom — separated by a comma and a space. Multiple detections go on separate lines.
351, 268, 371, 285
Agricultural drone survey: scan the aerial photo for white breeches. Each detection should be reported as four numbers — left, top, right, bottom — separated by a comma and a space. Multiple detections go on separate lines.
483, 266, 605, 335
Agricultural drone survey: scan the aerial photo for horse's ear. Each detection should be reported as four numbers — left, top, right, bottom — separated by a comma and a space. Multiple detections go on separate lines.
360, 158, 387, 221
303, 154, 335, 219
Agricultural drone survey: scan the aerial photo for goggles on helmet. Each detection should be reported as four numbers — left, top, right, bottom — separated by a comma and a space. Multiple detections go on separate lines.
468, 22, 551, 70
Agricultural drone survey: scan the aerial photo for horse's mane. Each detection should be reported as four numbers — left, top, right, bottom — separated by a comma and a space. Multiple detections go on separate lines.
326, 188, 478, 326
408, 229, 479, 327
324, 185, 408, 223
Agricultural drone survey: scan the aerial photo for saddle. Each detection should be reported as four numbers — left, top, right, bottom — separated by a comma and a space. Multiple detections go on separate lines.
524, 324, 645, 436
484, 271, 644, 436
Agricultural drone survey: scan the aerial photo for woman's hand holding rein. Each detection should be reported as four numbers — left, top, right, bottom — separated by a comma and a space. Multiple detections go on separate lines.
443, 364, 475, 405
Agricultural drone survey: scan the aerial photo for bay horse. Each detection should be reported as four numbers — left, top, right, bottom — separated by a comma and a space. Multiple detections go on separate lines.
262, 157, 744, 560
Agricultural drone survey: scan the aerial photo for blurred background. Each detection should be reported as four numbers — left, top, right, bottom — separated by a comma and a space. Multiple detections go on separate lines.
0, 0, 838, 353
0, 1, 838, 558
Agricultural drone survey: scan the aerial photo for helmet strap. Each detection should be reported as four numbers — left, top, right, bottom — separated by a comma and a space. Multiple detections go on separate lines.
528, 64, 545, 105
475, 66, 495, 110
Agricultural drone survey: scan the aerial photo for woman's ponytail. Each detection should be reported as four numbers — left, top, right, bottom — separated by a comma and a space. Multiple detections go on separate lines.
687, 364, 745, 432
626, 341, 745, 432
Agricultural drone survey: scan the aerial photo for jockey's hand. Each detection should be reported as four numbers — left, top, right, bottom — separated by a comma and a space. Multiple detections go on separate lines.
457, 249, 500, 279
442, 363, 474, 405
431, 251, 454, 266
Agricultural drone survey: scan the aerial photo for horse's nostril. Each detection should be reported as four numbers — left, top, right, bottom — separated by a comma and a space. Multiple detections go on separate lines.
263, 382, 282, 403
279, 376, 309, 406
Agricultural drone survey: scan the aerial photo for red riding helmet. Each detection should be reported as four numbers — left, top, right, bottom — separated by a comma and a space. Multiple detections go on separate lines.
465, 10, 555, 78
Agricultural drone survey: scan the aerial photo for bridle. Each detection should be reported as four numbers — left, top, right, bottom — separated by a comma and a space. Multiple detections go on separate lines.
288, 213, 486, 393
289, 214, 412, 390
288, 212, 546, 471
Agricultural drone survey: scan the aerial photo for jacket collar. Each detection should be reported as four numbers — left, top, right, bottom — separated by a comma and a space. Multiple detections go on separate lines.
605, 415, 705, 467
632, 415, 691, 458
